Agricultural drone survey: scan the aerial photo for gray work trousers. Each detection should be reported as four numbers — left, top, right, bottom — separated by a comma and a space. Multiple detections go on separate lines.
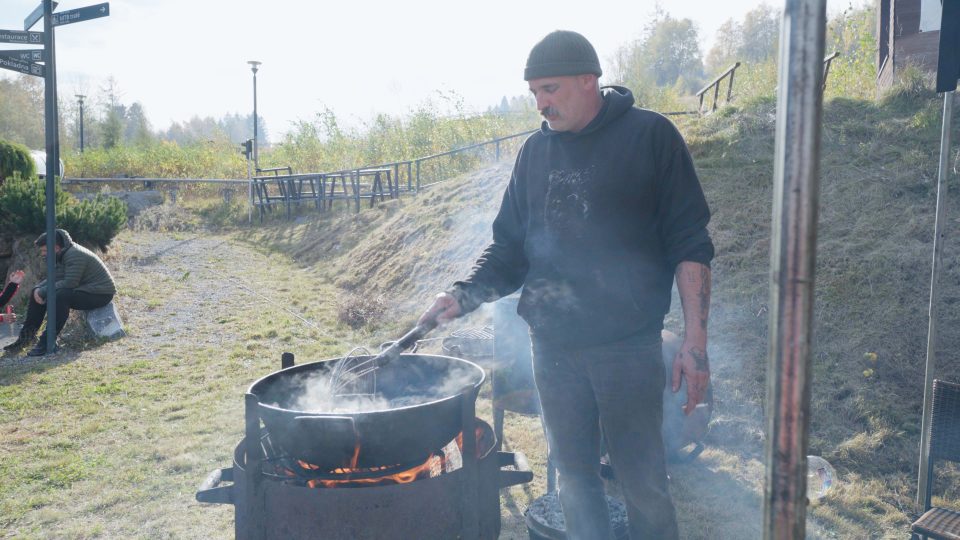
532, 333, 679, 540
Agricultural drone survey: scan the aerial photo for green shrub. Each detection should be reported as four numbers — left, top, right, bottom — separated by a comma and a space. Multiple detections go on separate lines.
60, 195, 128, 250
0, 174, 71, 232
0, 175, 127, 250
0, 139, 36, 186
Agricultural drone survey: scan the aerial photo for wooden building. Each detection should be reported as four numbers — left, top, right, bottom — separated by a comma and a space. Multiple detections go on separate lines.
877, 0, 943, 92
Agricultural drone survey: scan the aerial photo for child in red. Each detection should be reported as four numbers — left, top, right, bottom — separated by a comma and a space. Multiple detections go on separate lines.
1, 270, 25, 318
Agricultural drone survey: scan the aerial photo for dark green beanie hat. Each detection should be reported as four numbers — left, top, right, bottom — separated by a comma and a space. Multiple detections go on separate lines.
524, 30, 603, 81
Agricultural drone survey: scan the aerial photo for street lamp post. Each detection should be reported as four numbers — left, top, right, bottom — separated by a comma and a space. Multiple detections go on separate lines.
247, 60, 261, 170
75, 94, 85, 153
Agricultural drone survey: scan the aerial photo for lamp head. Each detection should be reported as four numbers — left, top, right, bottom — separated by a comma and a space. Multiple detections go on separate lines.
247, 60, 261, 74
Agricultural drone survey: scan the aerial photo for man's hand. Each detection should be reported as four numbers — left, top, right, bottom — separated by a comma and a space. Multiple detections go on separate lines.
9, 270, 24, 284
671, 340, 710, 416
417, 292, 462, 328
33, 288, 45, 305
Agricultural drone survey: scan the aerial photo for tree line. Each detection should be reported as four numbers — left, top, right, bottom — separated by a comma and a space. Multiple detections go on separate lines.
0, 75, 267, 152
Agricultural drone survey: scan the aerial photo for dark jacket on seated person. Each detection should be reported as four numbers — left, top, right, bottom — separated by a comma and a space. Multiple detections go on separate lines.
35, 229, 116, 299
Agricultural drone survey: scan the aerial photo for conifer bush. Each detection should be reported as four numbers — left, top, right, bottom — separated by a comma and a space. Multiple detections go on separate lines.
0, 139, 36, 186
0, 175, 127, 250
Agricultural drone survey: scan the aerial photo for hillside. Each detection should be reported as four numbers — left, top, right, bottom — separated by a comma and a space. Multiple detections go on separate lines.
243, 89, 960, 537
2, 89, 957, 540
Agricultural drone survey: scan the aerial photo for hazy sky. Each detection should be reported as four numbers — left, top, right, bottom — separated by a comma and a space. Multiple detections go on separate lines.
2, 0, 854, 139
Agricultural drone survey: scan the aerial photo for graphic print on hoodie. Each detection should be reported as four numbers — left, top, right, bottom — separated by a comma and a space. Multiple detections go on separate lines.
544, 165, 595, 240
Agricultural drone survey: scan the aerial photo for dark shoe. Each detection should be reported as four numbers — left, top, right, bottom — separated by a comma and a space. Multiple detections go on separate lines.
3, 327, 37, 353
26, 340, 56, 357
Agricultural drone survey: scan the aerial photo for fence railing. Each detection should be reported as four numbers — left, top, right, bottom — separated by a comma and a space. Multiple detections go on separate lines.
60, 128, 538, 222
248, 128, 537, 220
360, 129, 536, 192
62, 177, 248, 185
822, 51, 840, 93
696, 62, 742, 113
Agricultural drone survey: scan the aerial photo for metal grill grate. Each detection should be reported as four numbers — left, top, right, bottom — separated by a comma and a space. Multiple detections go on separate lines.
442, 326, 494, 360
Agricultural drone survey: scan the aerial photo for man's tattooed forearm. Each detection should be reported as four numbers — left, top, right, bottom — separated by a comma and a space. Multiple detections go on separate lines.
689, 347, 709, 371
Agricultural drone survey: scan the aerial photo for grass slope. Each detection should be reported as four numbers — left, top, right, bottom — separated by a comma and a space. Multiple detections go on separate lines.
2, 89, 959, 539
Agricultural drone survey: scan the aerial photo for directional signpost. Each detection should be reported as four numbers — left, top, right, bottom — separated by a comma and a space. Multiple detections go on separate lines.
0, 56, 44, 76
0, 0, 110, 354
0, 49, 44, 62
24, 1, 57, 30
0, 29, 43, 44
52, 3, 109, 27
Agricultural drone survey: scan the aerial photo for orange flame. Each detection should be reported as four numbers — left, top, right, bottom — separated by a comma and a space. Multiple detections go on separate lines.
288, 426, 488, 489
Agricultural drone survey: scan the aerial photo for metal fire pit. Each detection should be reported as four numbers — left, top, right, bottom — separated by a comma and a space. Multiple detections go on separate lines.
525, 491, 629, 540
197, 353, 533, 540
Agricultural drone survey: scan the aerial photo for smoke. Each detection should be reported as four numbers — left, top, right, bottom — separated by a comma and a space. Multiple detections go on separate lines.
270, 357, 481, 414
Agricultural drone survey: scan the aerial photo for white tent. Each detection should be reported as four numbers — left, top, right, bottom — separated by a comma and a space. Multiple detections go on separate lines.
29, 150, 65, 179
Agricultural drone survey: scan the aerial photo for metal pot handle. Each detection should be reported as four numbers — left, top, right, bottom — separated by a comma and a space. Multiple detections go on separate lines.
497, 451, 534, 489
195, 467, 234, 504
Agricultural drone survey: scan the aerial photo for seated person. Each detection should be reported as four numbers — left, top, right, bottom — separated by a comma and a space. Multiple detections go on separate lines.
1, 270, 25, 312
3, 230, 116, 357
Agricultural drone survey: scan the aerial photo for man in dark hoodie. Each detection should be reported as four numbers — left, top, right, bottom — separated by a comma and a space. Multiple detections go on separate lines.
3, 229, 116, 357
418, 31, 713, 539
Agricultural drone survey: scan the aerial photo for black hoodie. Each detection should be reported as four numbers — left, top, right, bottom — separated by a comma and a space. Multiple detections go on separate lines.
451, 86, 714, 347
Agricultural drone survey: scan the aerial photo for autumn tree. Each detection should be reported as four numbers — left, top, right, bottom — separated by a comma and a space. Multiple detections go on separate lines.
705, 4, 780, 74
0, 76, 45, 149
611, 9, 704, 97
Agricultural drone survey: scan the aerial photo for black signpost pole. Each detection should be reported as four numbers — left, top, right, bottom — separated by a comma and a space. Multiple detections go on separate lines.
76, 94, 85, 152
42, 0, 58, 354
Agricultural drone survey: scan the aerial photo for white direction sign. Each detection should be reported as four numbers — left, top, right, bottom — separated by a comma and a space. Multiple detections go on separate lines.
0, 29, 43, 44
51, 3, 110, 27
0, 56, 44, 77
0, 49, 43, 62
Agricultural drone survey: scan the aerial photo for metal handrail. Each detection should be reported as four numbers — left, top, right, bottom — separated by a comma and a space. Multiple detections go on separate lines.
355, 128, 537, 192
695, 62, 742, 113
256, 166, 292, 176
62, 177, 248, 185
822, 52, 840, 93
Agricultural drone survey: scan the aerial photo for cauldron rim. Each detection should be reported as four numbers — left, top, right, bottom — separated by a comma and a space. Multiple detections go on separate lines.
248, 353, 485, 415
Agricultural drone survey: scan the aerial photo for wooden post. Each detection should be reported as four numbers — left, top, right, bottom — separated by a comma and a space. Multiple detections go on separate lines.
727, 68, 737, 102
763, 0, 827, 538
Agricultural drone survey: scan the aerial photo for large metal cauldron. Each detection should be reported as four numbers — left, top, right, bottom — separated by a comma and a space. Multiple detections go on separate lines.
249, 353, 485, 470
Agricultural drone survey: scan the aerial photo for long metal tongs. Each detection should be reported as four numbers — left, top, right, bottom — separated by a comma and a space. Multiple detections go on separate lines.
330, 319, 438, 396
